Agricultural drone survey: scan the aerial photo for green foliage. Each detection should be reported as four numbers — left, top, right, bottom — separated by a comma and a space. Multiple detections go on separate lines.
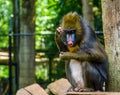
0, 66, 8, 78
0, 0, 12, 83
0, 1, 12, 48
35, 0, 59, 58
35, 64, 49, 81
93, 0, 102, 30
36, 0, 58, 32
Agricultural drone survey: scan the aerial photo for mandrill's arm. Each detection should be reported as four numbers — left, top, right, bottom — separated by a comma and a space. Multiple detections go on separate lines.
60, 46, 105, 62
55, 27, 68, 52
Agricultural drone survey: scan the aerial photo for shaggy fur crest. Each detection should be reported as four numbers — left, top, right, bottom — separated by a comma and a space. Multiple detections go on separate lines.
61, 12, 82, 32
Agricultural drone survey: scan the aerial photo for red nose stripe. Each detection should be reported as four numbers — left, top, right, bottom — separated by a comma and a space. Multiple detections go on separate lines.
67, 35, 73, 46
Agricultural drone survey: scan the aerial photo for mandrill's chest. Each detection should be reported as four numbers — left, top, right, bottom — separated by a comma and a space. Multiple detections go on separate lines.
68, 45, 79, 52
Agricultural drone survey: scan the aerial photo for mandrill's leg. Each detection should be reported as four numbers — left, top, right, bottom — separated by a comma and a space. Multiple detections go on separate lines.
66, 59, 85, 92
66, 60, 95, 92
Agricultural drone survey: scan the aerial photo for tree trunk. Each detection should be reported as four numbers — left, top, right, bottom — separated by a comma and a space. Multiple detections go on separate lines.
82, 0, 94, 29
19, 0, 35, 88
102, 0, 120, 91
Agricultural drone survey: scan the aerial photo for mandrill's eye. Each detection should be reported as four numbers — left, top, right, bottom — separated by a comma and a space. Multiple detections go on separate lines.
71, 29, 76, 34
64, 29, 76, 34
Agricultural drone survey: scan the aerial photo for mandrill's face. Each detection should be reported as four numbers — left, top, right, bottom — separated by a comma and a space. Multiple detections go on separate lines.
64, 28, 76, 47
61, 12, 83, 48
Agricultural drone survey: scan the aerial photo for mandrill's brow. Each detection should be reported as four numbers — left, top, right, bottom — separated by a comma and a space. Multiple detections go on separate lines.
64, 29, 76, 34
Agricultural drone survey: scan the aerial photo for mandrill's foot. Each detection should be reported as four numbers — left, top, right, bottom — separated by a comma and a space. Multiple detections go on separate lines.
74, 87, 94, 92
67, 87, 94, 92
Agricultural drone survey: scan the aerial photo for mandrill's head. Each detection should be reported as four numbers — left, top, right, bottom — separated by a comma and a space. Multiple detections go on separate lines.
60, 12, 83, 51
61, 12, 82, 31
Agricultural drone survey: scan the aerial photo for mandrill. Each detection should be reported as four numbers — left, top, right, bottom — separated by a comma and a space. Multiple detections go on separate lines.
55, 12, 108, 92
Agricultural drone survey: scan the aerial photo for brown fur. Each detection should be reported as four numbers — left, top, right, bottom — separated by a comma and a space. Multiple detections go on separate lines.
68, 45, 79, 52
61, 12, 82, 33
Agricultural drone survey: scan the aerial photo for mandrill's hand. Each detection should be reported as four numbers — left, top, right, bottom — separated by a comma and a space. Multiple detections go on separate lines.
56, 27, 64, 34
59, 52, 70, 60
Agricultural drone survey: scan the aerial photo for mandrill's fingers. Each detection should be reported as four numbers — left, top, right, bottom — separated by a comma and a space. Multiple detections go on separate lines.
74, 87, 84, 92
60, 52, 73, 60
56, 27, 63, 33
